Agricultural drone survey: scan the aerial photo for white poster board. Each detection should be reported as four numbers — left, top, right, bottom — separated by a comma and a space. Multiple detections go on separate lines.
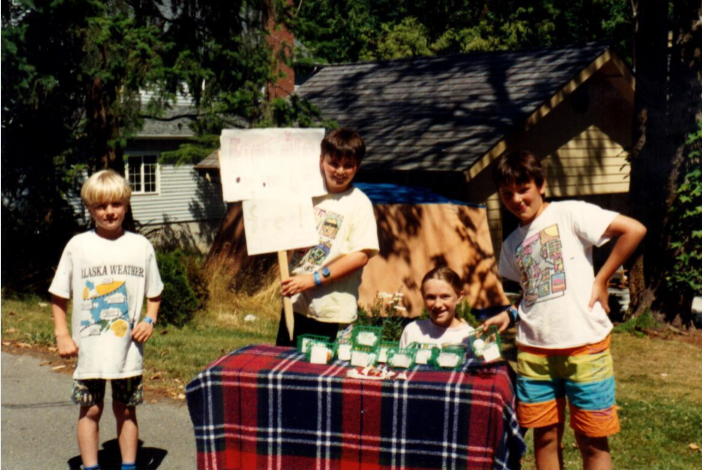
242, 197, 319, 255
219, 128, 327, 202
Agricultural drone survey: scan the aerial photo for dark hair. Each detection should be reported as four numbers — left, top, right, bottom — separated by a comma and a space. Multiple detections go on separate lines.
321, 127, 366, 164
420, 266, 463, 296
492, 150, 545, 188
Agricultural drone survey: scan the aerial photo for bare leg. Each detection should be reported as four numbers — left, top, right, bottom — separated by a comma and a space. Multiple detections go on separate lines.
113, 401, 139, 464
78, 403, 104, 468
575, 432, 611, 470
533, 423, 565, 470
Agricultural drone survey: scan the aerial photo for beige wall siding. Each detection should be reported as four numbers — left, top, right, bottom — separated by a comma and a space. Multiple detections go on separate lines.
472, 61, 634, 255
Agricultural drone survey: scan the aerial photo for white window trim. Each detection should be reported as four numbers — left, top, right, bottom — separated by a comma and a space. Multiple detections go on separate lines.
125, 152, 161, 196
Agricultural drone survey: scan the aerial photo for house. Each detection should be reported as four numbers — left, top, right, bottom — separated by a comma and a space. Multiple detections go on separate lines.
121, 97, 226, 252
295, 43, 635, 253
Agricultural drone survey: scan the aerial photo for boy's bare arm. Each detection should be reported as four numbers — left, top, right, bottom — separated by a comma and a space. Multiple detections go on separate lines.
52, 295, 78, 358
281, 250, 373, 296
589, 215, 647, 312
132, 294, 161, 343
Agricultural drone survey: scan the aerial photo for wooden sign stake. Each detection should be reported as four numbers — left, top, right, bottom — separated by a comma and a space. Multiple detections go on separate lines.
278, 250, 294, 341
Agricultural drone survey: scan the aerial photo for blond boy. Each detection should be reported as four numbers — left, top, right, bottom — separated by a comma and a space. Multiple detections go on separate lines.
50, 170, 163, 470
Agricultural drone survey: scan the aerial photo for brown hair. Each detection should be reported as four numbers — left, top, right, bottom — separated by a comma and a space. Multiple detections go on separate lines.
492, 150, 545, 188
321, 127, 366, 164
420, 266, 463, 296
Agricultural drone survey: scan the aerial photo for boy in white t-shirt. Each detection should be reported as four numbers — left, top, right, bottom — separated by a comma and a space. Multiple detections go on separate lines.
276, 128, 379, 346
483, 150, 645, 470
49, 170, 164, 470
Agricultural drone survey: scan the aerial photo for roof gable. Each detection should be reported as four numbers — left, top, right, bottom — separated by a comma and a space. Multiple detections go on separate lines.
297, 43, 611, 172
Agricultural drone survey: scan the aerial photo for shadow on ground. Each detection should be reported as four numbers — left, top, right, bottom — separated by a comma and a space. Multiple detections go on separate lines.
68, 439, 167, 470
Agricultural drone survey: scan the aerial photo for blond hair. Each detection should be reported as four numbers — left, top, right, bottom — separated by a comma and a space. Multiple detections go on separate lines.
81, 170, 132, 207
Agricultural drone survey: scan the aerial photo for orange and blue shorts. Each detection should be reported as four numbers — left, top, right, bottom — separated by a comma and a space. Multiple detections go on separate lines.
516, 336, 620, 437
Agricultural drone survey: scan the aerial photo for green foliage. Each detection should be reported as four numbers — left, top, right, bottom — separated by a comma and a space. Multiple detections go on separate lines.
613, 309, 662, 335
356, 291, 409, 341
295, 0, 634, 64
665, 121, 702, 294
156, 250, 203, 327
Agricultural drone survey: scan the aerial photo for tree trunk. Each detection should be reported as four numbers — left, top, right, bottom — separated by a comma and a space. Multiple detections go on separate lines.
627, 0, 670, 318
628, 0, 702, 326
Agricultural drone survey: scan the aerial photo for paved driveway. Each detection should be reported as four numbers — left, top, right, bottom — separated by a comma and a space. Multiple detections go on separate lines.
2, 352, 197, 469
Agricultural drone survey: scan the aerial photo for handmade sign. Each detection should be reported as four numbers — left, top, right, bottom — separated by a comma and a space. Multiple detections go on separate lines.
219, 128, 327, 340
219, 128, 326, 202
242, 197, 318, 256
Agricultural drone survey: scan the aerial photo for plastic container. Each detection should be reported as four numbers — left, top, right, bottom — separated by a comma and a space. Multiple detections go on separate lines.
335, 338, 353, 361
306, 341, 335, 364
377, 341, 400, 363
351, 325, 383, 349
386, 348, 416, 369
297, 334, 329, 354
431, 345, 466, 370
468, 325, 502, 363
408, 342, 438, 365
349, 345, 378, 367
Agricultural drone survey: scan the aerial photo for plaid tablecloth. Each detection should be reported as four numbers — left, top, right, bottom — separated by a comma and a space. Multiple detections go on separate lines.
186, 344, 525, 470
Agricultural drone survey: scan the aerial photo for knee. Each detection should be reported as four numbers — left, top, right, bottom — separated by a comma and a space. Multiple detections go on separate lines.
113, 401, 137, 420
80, 403, 104, 421
533, 425, 561, 447
575, 433, 610, 455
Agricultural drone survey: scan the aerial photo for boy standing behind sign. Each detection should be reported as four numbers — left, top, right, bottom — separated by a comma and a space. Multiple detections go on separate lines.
277, 128, 379, 346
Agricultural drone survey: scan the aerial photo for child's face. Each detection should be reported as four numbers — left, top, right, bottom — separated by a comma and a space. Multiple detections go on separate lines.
423, 279, 463, 328
89, 200, 127, 238
320, 154, 359, 194
498, 178, 547, 225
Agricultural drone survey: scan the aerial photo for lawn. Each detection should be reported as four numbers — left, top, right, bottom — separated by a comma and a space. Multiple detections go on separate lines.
2, 296, 701, 468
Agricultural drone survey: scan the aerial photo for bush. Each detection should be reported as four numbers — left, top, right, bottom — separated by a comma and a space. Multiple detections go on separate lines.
156, 250, 204, 327
356, 291, 412, 342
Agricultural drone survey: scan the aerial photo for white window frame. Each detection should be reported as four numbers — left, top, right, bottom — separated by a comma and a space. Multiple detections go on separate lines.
125, 153, 161, 195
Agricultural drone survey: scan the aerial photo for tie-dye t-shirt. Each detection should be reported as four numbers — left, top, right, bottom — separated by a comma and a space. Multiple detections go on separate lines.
499, 201, 618, 349
49, 231, 163, 379
290, 186, 379, 324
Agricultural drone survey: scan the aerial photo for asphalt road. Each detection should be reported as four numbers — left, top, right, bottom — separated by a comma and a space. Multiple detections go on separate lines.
1, 352, 197, 469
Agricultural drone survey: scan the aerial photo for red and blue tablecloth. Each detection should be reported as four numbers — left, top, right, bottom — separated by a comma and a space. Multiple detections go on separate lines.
186, 344, 525, 470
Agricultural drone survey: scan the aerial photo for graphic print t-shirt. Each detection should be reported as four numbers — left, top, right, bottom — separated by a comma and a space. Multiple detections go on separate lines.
499, 201, 618, 348
49, 231, 164, 379
290, 187, 379, 324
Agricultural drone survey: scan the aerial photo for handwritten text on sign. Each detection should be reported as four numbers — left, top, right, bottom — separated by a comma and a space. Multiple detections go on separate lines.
242, 198, 319, 255
219, 128, 326, 202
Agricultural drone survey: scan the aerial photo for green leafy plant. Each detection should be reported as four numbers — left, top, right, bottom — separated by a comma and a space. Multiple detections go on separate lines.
666, 121, 702, 294
613, 308, 662, 335
156, 250, 201, 327
356, 290, 408, 342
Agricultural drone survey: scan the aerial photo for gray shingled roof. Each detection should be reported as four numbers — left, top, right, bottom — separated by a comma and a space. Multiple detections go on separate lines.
138, 105, 197, 138
297, 43, 609, 172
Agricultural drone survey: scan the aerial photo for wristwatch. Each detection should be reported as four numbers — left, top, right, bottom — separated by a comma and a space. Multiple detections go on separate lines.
321, 267, 331, 279
142, 316, 155, 326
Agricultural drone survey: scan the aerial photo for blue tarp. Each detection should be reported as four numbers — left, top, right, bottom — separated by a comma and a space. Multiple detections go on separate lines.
354, 183, 485, 208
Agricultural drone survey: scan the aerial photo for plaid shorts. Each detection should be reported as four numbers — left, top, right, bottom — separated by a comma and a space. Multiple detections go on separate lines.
71, 376, 144, 407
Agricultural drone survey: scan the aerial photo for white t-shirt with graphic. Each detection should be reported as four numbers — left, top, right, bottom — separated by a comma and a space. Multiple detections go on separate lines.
290, 186, 379, 324
49, 231, 164, 379
399, 319, 474, 348
499, 201, 618, 348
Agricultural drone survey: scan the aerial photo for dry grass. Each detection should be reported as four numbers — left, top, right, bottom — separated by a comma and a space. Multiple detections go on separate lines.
205, 255, 282, 328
